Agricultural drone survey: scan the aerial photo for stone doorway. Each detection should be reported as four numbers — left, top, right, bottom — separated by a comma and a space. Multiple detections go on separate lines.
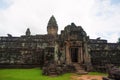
70, 47, 78, 62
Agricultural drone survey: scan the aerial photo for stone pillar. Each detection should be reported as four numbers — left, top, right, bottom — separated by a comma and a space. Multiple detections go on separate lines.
78, 47, 83, 64
80, 47, 83, 63
54, 42, 58, 63
84, 42, 93, 71
60, 48, 65, 63
65, 41, 71, 64
78, 47, 81, 63
84, 42, 90, 63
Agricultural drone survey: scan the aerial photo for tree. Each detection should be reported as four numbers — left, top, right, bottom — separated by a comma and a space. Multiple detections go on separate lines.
118, 38, 120, 43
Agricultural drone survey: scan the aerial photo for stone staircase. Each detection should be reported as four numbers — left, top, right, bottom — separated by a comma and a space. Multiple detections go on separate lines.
48, 69, 58, 76
73, 63, 88, 75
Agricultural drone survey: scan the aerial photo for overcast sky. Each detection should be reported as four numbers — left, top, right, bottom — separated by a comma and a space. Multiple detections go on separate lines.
0, 0, 120, 42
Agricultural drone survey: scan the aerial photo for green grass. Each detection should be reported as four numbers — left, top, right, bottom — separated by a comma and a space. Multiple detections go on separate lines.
0, 68, 72, 80
0, 68, 108, 80
88, 72, 107, 76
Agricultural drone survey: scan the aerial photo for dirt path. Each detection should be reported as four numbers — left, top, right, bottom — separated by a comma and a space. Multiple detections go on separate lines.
71, 74, 105, 80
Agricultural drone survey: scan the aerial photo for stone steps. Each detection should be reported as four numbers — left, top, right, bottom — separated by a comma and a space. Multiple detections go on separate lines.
48, 70, 58, 76
73, 63, 88, 75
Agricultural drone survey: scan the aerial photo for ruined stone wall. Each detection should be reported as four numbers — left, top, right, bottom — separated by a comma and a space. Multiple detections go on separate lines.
0, 35, 55, 68
89, 39, 120, 72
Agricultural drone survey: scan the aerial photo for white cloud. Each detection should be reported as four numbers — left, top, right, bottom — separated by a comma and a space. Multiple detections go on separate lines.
0, 0, 120, 42
88, 0, 120, 42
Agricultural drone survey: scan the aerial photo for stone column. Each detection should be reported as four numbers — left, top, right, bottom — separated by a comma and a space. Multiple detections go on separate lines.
84, 42, 90, 63
60, 48, 65, 63
80, 47, 83, 63
65, 41, 71, 64
84, 42, 93, 71
54, 42, 58, 63
78, 47, 81, 63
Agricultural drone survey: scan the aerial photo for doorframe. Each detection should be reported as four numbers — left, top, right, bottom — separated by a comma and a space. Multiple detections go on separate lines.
70, 47, 79, 63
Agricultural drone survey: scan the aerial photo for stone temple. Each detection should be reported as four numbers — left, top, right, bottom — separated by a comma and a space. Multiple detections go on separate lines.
0, 16, 120, 75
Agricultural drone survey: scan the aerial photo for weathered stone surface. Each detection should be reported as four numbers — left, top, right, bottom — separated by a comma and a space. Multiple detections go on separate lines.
107, 65, 120, 80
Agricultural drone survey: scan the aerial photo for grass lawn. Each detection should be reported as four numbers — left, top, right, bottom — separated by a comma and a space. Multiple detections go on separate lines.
0, 68, 72, 80
0, 68, 108, 80
88, 72, 107, 76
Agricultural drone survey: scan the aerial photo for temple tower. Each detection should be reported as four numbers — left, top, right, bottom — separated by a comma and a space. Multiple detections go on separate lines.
26, 28, 31, 36
47, 15, 58, 36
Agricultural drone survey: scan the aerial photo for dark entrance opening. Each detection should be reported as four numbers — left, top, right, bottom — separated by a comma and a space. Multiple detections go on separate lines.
70, 48, 78, 62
